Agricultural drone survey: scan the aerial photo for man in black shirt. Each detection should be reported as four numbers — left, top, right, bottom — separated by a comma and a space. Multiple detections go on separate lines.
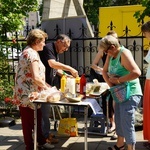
39, 34, 78, 143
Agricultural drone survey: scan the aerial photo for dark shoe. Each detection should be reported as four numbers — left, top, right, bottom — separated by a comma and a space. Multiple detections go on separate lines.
143, 142, 150, 147
146, 145, 150, 150
143, 142, 150, 150
108, 144, 125, 150
146, 143, 150, 150
46, 133, 59, 144
46, 137, 59, 144
49, 133, 55, 138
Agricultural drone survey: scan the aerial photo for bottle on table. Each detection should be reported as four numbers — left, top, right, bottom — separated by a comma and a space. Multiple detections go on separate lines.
61, 72, 66, 93
75, 76, 80, 93
69, 78, 76, 97
80, 74, 86, 98
66, 77, 70, 92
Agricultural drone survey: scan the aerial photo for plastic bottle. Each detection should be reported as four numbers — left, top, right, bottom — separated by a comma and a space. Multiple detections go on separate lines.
69, 78, 76, 96
75, 76, 80, 93
61, 72, 66, 92
66, 77, 71, 92
80, 74, 86, 97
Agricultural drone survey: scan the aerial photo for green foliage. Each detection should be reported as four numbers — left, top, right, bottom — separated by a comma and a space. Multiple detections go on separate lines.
0, 78, 14, 102
83, 0, 142, 27
134, 0, 150, 23
83, 0, 112, 27
0, 43, 15, 110
113, 0, 141, 6
39, 0, 44, 18
0, 0, 39, 34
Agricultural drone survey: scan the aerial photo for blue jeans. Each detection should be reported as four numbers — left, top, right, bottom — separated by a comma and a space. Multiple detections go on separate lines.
41, 104, 51, 138
115, 95, 141, 145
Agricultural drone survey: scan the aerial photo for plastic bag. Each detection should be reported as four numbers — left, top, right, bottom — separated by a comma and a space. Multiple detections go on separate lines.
29, 86, 62, 102
58, 118, 78, 137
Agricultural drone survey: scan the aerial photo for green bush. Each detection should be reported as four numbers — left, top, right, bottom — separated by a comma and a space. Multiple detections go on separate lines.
0, 47, 15, 112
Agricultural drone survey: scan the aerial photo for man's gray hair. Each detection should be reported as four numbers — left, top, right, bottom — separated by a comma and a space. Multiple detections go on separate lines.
99, 35, 120, 50
56, 34, 71, 42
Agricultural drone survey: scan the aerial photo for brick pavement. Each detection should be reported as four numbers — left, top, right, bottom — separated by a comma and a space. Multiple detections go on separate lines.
0, 118, 148, 150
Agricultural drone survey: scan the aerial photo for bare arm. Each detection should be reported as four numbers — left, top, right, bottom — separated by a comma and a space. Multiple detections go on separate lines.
30, 60, 50, 90
48, 59, 78, 77
109, 50, 141, 85
102, 55, 114, 87
91, 50, 103, 73
57, 69, 73, 78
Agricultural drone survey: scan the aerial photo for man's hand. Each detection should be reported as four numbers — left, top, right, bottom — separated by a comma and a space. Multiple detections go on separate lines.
70, 69, 78, 78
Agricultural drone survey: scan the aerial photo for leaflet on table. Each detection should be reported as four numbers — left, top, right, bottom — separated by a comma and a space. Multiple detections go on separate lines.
82, 98, 102, 115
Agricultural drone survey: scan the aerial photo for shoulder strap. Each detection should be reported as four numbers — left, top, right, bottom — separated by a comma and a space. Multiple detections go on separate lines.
126, 82, 130, 100
110, 46, 123, 65
117, 46, 124, 60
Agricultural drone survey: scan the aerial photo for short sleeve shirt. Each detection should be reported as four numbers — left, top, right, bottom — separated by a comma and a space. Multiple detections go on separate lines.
39, 42, 59, 85
13, 46, 45, 109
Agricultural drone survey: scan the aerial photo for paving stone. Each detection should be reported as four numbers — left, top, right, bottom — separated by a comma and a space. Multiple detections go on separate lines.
0, 118, 147, 150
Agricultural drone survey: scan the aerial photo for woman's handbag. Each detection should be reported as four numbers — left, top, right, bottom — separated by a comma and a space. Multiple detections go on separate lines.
58, 118, 78, 137
109, 82, 130, 103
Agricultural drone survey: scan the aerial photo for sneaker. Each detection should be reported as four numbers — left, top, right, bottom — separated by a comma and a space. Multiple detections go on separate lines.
110, 132, 117, 140
42, 143, 54, 149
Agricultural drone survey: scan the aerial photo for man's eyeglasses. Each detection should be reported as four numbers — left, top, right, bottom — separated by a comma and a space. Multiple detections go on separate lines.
61, 41, 69, 49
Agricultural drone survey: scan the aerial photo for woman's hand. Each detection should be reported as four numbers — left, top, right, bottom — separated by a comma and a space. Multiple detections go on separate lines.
29, 92, 39, 101
109, 77, 121, 85
43, 86, 51, 90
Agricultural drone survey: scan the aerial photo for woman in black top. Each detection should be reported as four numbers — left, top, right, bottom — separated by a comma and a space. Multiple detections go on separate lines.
90, 31, 118, 139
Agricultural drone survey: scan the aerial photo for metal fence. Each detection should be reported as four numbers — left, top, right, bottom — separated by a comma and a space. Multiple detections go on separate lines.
0, 22, 147, 91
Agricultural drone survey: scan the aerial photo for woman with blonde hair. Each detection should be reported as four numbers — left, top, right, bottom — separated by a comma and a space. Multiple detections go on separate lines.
13, 29, 54, 149
101, 35, 142, 150
90, 31, 118, 140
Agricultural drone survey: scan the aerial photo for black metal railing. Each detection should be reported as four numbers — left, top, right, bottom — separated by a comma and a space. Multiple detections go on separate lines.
0, 22, 147, 91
